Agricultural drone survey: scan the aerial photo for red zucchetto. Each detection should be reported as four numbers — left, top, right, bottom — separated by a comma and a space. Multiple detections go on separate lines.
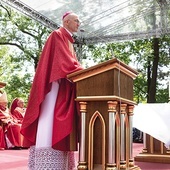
62, 11, 72, 20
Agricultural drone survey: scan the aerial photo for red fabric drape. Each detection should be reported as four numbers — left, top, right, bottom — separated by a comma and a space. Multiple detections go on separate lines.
21, 27, 83, 150
0, 126, 6, 149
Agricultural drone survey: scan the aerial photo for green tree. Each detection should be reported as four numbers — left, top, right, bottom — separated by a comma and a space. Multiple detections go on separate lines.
0, 5, 51, 69
0, 5, 51, 103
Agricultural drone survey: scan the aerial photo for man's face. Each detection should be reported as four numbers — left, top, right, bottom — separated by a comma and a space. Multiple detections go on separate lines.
0, 102, 8, 110
18, 100, 24, 108
64, 14, 81, 33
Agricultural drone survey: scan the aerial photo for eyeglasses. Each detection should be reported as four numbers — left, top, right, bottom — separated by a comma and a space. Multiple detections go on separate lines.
73, 19, 81, 24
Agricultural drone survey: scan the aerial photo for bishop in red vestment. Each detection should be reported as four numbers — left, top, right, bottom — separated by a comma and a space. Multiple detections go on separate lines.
21, 12, 83, 169
10, 98, 26, 123
0, 92, 24, 149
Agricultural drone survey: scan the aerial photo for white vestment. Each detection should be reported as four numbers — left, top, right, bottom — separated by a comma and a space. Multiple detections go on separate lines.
28, 81, 76, 170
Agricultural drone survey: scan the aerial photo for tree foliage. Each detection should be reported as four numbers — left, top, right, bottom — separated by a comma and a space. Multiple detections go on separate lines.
0, 5, 51, 103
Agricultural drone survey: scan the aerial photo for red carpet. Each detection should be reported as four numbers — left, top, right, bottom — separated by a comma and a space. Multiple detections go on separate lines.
0, 143, 170, 170
0, 149, 28, 170
133, 143, 170, 170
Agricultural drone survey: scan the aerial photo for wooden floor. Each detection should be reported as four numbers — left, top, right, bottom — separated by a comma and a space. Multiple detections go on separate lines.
0, 143, 170, 170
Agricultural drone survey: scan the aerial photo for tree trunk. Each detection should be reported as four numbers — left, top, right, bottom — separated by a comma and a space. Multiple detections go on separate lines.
147, 38, 159, 103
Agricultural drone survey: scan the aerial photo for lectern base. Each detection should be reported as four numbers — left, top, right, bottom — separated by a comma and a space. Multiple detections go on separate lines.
128, 166, 141, 170
106, 165, 141, 170
135, 153, 170, 163
77, 163, 141, 170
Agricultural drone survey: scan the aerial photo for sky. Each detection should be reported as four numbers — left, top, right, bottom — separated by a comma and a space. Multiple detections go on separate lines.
22, 0, 66, 11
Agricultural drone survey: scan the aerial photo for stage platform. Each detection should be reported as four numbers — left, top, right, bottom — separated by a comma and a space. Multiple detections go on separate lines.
0, 143, 170, 170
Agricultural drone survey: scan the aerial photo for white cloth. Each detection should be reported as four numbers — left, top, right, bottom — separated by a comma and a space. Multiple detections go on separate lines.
133, 103, 170, 147
32, 81, 77, 170
28, 146, 77, 170
36, 81, 59, 148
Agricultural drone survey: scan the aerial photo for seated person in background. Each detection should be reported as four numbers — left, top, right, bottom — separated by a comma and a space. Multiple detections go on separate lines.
133, 127, 143, 143
0, 125, 6, 150
10, 98, 26, 123
0, 91, 25, 149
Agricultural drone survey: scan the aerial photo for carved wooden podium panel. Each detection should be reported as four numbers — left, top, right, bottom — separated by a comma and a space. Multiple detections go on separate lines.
68, 58, 140, 170
76, 68, 134, 100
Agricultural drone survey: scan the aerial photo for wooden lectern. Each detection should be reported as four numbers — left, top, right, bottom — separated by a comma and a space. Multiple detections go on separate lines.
67, 58, 140, 170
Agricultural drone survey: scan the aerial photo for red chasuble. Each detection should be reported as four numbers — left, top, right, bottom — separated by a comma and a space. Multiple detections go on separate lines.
0, 126, 6, 149
21, 27, 83, 151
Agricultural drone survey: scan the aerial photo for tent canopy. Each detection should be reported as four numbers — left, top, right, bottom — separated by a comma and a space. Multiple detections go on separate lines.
1, 0, 170, 44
